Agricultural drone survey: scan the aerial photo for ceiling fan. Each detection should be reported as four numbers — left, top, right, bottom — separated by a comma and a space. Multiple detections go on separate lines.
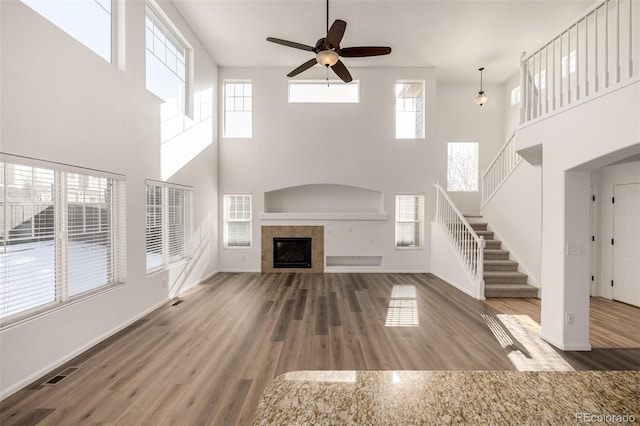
266, 0, 392, 83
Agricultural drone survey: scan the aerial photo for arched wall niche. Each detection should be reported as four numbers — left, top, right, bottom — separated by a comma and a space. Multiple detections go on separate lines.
264, 183, 385, 214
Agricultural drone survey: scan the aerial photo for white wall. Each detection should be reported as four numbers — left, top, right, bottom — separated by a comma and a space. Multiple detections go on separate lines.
515, 78, 640, 350
218, 67, 438, 273
436, 82, 506, 214
482, 160, 542, 286
0, 0, 219, 399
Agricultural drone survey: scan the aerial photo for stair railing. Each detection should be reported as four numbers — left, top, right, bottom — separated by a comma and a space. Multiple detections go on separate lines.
433, 182, 485, 298
480, 133, 522, 208
521, 0, 637, 124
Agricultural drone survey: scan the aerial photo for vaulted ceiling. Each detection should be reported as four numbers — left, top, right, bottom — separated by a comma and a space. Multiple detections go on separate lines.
173, 0, 593, 83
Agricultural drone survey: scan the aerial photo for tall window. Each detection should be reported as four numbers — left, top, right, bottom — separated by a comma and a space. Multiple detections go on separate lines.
562, 50, 577, 77
0, 160, 126, 326
224, 195, 251, 248
21, 0, 112, 62
224, 81, 252, 138
447, 142, 479, 192
511, 86, 521, 105
288, 81, 359, 103
396, 82, 424, 139
145, 183, 192, 273
145, 4, 188, 113
395, 195, 424, 248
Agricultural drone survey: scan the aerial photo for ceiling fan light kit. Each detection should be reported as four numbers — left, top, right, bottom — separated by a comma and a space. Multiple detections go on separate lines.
266, 0, 391, 83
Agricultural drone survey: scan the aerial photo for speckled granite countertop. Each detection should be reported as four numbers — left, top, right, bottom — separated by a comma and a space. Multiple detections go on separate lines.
253, 370, 639, 425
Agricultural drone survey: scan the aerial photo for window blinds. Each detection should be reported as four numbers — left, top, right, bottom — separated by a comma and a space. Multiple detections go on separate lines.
145, 183, 192, 272
0, 160, 126, 327
224, 194, 251, 247
395, 195, 424, 248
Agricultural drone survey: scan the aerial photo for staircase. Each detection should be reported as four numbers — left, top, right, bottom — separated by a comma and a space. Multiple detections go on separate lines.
466, 215, 538, 298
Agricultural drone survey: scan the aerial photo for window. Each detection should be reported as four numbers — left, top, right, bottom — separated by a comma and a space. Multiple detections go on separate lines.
224, 195, 251, 248
396, 82, 424, 139
145, 4, 188, 113
395, 195, 424, 248
145, 182, 192, 273
21, 0, 112, 62
224, 81, 252, 138
534, 70, 547, 90
0, 159, 126, 326
288, 81, 359, 103
511, 86, 521, 105
447, 142, 479, 192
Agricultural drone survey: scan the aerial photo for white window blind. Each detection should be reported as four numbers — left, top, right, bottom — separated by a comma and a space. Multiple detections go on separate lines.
146, 183, 192, 272
0, 160, 126, 327
224, 194, 251, 248
395, 195, 424, 248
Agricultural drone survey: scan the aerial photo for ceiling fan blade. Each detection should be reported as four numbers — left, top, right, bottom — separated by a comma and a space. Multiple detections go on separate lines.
339, 46, 392, 57
331, 60, 352, 83
325, 19, 347, 48
266, 37, 315, 52
287, 58, 318, 77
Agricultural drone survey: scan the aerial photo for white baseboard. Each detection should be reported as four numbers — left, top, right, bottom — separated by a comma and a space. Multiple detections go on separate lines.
541, 334, 592, 351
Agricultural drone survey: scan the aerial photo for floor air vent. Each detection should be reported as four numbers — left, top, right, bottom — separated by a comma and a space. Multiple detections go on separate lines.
172, 299, 183, 306
43, 367, 79, 386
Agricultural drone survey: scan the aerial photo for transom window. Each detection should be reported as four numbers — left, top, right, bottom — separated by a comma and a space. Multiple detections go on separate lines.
224, 195, 252, 248
145, 4, 188, 113
224, 81, 253, 138
288, 81, 359, 103
447, 142, 479, 192
396, 82, 425, 139
395, 195, 425, 248
21, 0, 112, 62
510, 86, 521, 106
0, 159, 126, 327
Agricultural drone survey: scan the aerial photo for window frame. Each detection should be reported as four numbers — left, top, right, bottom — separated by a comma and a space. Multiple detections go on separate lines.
21, 0, 114, 63
288, 80, 360, 103
223, 194, 252, 249
145, 181, 193, 274
395, 81, 425, 140
447, 141, 480, 193
145, 0, 193, 117
223, 80, 253, 139
0, 156, 126, 328
395, 194, 425, 249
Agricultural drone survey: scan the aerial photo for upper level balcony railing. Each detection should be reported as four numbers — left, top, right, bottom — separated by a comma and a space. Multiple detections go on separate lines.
521, 0, 638, 123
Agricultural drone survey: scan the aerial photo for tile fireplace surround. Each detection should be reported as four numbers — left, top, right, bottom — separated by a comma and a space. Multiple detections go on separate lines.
261, 226, 324, 273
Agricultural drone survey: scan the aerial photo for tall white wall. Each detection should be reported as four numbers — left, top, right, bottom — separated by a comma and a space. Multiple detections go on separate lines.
436, 82, 505, 213
218, 67, 438, 273
0, 0, 219, 399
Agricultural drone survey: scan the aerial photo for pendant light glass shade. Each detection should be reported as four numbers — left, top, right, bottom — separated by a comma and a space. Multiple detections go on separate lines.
475, 67, 488, 106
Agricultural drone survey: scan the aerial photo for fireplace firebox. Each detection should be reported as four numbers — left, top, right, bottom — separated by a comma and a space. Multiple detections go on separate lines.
273, 237, 312, 269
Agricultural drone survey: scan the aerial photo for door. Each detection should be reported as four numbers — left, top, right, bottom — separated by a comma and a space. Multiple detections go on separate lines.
590, 185, 598, 296
613, 183, 640, 307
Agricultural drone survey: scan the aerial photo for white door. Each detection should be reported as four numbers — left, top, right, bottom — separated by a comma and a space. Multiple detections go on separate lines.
613, 183, 640, 307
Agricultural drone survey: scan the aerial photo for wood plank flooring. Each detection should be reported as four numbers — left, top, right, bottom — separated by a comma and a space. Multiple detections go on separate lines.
2, 273, 639, 426
486, 296, 640, 348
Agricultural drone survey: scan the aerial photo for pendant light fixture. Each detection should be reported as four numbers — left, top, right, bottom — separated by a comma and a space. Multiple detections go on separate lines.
474, 67, 489, 106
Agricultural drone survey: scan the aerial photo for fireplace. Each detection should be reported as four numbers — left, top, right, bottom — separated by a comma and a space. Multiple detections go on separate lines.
273, 237, 312, 269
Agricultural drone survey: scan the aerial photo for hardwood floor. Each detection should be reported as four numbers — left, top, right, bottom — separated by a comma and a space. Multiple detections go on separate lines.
2, 273, 639, 425
486, 296, 640, 348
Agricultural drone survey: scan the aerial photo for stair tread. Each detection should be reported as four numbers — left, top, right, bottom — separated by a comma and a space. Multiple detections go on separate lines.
484, 271, 528, 277
484, 249, 509, 254
485, 283, 538, 290
484, 260, 518, 264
